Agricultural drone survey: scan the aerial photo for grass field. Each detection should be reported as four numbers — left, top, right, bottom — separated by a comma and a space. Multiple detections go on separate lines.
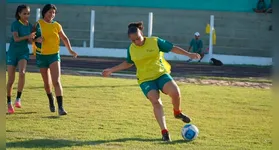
6, 73, 272, 150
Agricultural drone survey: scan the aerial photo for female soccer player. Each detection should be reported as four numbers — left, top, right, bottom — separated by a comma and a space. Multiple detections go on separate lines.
102, 21, 200, 141
6, 5, 35, 114
33, 4, 77, 115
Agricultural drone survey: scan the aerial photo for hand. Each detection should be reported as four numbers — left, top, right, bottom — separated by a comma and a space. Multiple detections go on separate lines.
28, 32, 36, 40
35, 37, 44, 43
102, 68, 113, 77
188, 53, 201, 60
69, 50, 78, 58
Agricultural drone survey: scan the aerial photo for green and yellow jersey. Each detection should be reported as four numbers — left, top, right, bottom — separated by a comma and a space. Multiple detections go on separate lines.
33, 19, 62, 55
126, 37, 173, 84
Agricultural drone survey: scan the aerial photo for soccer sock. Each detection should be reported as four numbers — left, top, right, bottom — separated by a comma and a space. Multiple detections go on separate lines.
173, 109, 182, 116
56, 96, 63, 109
16, 91, 22, 99
47, 93, 54, 106
7, 96, 11, 104
161, 129, 168, 134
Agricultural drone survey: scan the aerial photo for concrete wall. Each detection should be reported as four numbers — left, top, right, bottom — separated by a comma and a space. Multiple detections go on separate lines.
6, 43, 273, 66
6, 4, 273, 57
7, 0, 269, 12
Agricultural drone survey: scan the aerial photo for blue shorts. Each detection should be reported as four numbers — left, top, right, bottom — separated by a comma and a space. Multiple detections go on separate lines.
6, 53, 29, 67
139, 74, 173, 97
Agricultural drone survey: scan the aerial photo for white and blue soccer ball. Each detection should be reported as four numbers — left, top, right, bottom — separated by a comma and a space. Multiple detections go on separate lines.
181, 124, 199, 141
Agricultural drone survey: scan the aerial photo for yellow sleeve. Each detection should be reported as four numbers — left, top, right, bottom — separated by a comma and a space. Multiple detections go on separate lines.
56, 22, 62, 33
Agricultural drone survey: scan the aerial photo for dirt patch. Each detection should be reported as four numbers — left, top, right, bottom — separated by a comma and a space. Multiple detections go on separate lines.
174, 77, 271, 89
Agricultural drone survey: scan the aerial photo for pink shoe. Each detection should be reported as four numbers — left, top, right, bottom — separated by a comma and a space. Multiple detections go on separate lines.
15, 98, 21, 108
8, 104, 15, 114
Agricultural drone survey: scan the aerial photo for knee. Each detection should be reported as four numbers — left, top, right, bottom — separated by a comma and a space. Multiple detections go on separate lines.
52, 80, 61, 87
169, 89, 181, 99
18, 70, 26, 78
152, 100, 163, 108
150, 97, 163, 108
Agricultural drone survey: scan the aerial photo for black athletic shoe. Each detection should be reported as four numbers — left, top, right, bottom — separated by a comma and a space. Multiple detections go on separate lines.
175, 112, 191, 123
162, 132, 171, 142
49, 104, 55, 112
58, 108, 67, 115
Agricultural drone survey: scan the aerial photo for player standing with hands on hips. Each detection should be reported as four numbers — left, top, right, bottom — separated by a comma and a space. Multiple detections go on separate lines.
102, 21, 200, 142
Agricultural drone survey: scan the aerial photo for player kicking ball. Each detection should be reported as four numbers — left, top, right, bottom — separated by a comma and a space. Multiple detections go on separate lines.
102, 21, 200, 142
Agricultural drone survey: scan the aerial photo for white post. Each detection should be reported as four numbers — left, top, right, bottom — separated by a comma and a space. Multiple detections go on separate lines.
90, 10, 95, 48
83, 41, 87, 47
36, 8, 40, 21
209, 15, 214, 57
148, 12, 153, 37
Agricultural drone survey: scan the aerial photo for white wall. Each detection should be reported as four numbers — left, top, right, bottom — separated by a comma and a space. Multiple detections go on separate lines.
6, 43, 272, 66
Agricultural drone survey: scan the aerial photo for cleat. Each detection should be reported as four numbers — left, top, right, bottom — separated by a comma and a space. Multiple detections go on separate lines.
162, 131, 171, 142
8, 104, 15, 114
49, 105, 55, 112
175, 112, 192, 123
15, 98, 21, 108
58, 108, 67, 115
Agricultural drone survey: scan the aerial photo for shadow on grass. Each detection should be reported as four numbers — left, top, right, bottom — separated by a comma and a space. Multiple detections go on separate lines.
15, 111, 37, 115
7, 138, 162, 148
25, 84, 138, 89
6, 112, 37, 115
160, 139, 192, 145
41, 116, 60, 119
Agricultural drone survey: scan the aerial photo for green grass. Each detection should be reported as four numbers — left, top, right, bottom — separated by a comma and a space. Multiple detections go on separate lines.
6, 73, 272, 150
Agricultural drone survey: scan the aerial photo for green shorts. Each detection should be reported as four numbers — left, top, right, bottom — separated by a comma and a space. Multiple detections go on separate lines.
36, 53, 60, 68
6, 53, 29, 67
139, 74, 173, 97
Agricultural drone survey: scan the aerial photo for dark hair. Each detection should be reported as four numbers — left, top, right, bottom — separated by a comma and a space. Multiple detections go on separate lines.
15, 5, 29, 20
128, 21, 144, 35
42, 4, 57, 18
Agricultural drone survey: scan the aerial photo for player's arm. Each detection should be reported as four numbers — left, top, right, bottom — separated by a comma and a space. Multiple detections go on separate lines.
102, 61, 133, 77
158, 37, 200, 60
27, 24, 35, 44
110, 61, 133, 72
12, 32, 34, 42
58, 27, 77, 58
11, 22, 35, 42
102, 48, 134, 77
171, 46, 200, 59
32, 23, 42, 43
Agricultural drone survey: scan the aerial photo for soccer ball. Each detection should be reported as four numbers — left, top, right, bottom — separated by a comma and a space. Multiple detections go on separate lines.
181, 124, 199, 141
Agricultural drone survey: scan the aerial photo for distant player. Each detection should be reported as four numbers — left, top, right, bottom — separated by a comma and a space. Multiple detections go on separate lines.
33, 4, 77, 115
6, 5, 35, 114
102, 21, 200, 141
